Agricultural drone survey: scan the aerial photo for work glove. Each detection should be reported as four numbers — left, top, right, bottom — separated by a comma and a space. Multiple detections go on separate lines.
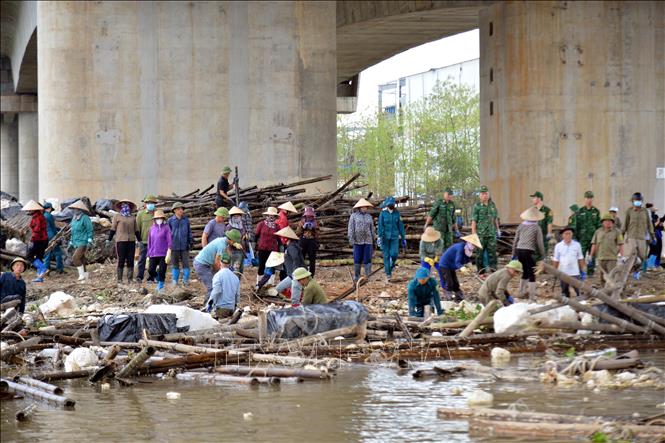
68, 242, 74, 251
496, 230, 502, 239
165, 249, 172, 264
505, 295, 515, 305
511, 255, 517, 260
401, 239, 407, 248
546, 233, 553, 241
424, 257, 436, 267
87, 238, 93, 245
454, 231, 461, 238
651, 239, 658, 246
580, 271, 587, 281
377, 238, 382, 250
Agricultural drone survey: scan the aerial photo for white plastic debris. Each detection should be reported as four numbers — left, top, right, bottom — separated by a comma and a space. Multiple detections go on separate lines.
493, 302, 577, 334
166, 392, 181, 400
64, 347, 99, 372
451, 386, 463, 396
582, 370, 613, 386
5, 238, 28, 257
490, 347, 511, 365
101, 383, 111, 391
145, 304, 218, 331
431, 332, 443, 337
21, 313, 35, 327
243, 412, 253, 421
467, 390, 494, 406
615, 372, 637, 382
40, 292, 78, 317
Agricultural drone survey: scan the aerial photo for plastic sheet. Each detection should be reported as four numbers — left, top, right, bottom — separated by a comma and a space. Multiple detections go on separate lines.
267, 300, 369, 339
97, 313, 183, 342
94, 199, 115, 212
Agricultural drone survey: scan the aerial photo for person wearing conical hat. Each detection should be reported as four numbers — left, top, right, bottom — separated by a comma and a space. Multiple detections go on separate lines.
512, 206, 546, 300
478, 260, 523, 307
238, 201, 255, 248
225, 206, 249, 273
107, 199, 140, 284
68, 200, 94, 283
168, 202, 194, 286
208, 252, 240, 319
348, 198, 375, 282
135, 194, 158, 283
530, 191, 553, 259
591, 213, 624, 286
425, 187, 458, 250
419, 227, 445, 289
274, 226, 306, 307
378, 196, 405, 282
254, 207, 280, 285
215, 166, 233, 208
0, 257, 28, 314
407, 267, 443, 318
255, 251, 284, 291
276, 201, 298, 254
42, 202, 64, 276
438, 234, 483, 301
295, 206, 319, 276
147, 210, 172, 292
203, 207, 228, 247
471, 185, 500, 274
22, 200, 49, 282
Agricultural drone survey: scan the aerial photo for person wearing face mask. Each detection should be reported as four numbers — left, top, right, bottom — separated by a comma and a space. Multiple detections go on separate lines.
168, 202, 194, 285
67, 200, 94, 282
107, 199, 140, 284
226, 206, 248, 273
135, 195, 158, 282
378, 196, 405, 282
255, 207, 280, 285
295, 206, 319, 276
348, 198, 375, 282
438, 234, 483, 301
21, 200, 49, 282
574, 191, 601, 275
147, 210, 172, 291
622, 192, 654, 279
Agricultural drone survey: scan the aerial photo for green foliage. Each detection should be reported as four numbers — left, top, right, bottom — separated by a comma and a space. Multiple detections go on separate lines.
590, 432, 609, 443
564, 347, 576, 358
447, 303, 482, 321
338, 80, 480, 210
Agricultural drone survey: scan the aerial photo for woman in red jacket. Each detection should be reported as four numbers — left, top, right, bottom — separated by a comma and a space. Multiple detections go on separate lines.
254, 207, 280, 284
21, 200, 49, 282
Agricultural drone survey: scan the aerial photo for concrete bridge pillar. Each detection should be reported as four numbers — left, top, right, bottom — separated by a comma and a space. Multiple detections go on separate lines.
18, 112, 38, 203
480, 1, 665, 223
1, 114, 19, 198
37, 1, 336, 202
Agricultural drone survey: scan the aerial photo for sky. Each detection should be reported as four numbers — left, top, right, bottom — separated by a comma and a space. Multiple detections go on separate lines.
344, 29, 479, 122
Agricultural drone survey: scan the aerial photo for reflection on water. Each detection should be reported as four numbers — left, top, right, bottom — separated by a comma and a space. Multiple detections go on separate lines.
1, 353, 663, 442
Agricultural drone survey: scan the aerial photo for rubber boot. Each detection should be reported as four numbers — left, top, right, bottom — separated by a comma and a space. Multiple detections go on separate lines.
454, 291, 465, 302
32, 259, 45, 282
353, 264, 362, 282
527, 282, 537, 301
126, 266, 133, 283
77, 266, 86, 281
157, 281, 165, 292
171, 268, 180, 286
117, 267, 124, 284
364, 263, 372, 278
182, 268, 190, 286
519, 279, 527, 298
267, 273, 275, 286
256, 274, 262, 285
641, 259, 648, 273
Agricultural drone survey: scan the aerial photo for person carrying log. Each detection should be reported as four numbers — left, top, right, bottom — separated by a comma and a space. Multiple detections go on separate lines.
135, 195, 157, 282
255, 207, 280, 286
168, 202, 193, 286
552, 226, 586, 297
207, 252, 240, 319
512, 206, 545, 300
622, 192, 654, 279
295, 206, 319, 277
378, 196, 405, 282
419, 227, 445, 289
202, 207, 228, 247
293, 267, 328, 305
574, 191, 601, 275
21, 200, 49, 282
107, 198, 140, 284
274, 227, 306, 307
215, 166, 233, 208
425, 187, 458, 249
147, 210, 171, 292
348, 198, 375, 282
438, 234, 483, 301
407, 267, 443, 318
42, 202, 64, 275
68, 200, 94, 283
478, 260, 522, 306
0, 258, 28, 314
471, 185, 500, 275
530, 191, 554, 258
194, 229, 240, 307
591, 213, 624, 287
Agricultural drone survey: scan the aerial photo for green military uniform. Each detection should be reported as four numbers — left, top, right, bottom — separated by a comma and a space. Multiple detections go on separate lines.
537, 205, 553, 260
478, 268, 513, 305
428, 197, 456, 249
567, 204, 579, 230
575, 192, 601, 274
471, 186, 499, 272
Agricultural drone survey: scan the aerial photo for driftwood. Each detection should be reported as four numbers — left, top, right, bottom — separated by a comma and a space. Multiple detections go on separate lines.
1, 378, 75, 407
15, 403, 37, 422
249, 353, 340, 369
459, 301, 499, 338
214, 365, 331, 379
1, 337, 41, 360
116, 346, 156, 379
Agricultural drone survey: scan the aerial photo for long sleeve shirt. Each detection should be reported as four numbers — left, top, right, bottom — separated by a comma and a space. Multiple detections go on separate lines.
480, 268, 513, 304
109, 214, 139, 242
407, 277, 443, 315
283, 241, 305, 277
44, 212, 59, 239
30, 212, 48, 242
301, 279, 328, 305
348, 211, 374, 245
419, 239, 444, 261
255, 220, 279, 252
194, 237, 228, 266
147, 223, 172, 257
70, 214, 93, 247
377, 209, 405, 241
168, 215, 193, 251
512, 222, 545, 257
209, 267, 240, 310
439, 242, 472, 270
623, 207, 654, 240
0, 272, 27, 313
135, 210, 154, 242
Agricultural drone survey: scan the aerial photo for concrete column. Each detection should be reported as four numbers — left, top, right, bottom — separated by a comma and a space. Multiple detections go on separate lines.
0, 114, 19, 197
18, 112, 38, 203
37, 1, 336, 202
480, 1, 665, 223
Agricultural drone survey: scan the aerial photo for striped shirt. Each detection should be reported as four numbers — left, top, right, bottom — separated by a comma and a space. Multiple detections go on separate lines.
512, 222, 545, 256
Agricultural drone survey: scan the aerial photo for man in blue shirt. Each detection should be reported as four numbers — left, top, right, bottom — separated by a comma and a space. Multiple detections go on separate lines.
208, 252, 240, 319
0, 258, 28, 314
193, 229, 241, 307
43, 202, 64, 274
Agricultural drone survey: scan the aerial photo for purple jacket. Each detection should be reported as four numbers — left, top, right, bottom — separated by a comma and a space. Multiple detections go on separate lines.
148, 223, 172, 257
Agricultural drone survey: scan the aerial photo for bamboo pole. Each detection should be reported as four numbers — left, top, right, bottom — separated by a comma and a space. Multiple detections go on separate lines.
138, 339, 241, 356
1, 378, 75, 407
250, 353, 340, 369
116, 346, 156, 379
532, 319, 622, 333
459, 301, 499, 338
12, 376, 63, 395
0, 299, 21, 311
15, 404, 37, 422
214, 365, 331, 379
33, 368, 98, 382
268, 324, 362, 351
1, 336, 41, 360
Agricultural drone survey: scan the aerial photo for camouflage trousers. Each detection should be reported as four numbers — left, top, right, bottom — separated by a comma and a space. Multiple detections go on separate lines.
580, 238, 595, 274
475, 235, 497, 272
442, 231, 453, 250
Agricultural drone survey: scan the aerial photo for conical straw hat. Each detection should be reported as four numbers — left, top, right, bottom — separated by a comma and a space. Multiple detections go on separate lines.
262, 207, 278, 216
421, 227, 441, 242
278, 201, 298, 214
461, 233, 483, 249
229, 206, 244, 216
275, 226, 299, 240
520, 206, 545, 221
21, 200, 44, 211
68, 200, 91, 214
114, 199, 136, 212
266, 251, 285, 268
353, 198, 373, 209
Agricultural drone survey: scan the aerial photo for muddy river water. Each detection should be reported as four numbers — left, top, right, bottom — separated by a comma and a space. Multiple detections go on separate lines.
2, 352, 663, 442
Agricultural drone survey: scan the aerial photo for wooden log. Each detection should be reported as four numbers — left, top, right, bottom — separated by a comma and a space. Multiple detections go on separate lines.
1, 336, 41, 360
175, 372, 260, 385
533, 319, 622, 333
138, 339, 236, 355
268, 324, 364, 351
438, 407, 606, 423
427, 318, 494, 330
54, 335, 87, 346
12, 376, 63, 395
88, 364, 115, 383
214, 365, 331, 379
33, 368, 98, 382
1, 378, 75, 408
0, 300, 20, 312
459, 301, 499, 338
250, 353, 340, 369
116, 346, 156, 379
15, 404, 37, 422
258, 310, 267, 344
104, 345, 120, 362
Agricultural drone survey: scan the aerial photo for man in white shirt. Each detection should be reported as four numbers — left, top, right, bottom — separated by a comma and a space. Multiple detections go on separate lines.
552, 226, 586, 297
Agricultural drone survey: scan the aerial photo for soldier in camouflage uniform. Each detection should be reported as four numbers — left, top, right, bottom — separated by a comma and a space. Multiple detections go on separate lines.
471, 185, 500, 273
425, 187, 458, 249
575, 191, 601, 275
530, 191, 553, 259
567, 204, 579, 231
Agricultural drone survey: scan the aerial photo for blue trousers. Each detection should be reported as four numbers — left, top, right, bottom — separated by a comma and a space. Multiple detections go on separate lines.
420, 260, 446, 289
382, 238, 399, 276
44, 245, 64, 271
353, 244, 373, 264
